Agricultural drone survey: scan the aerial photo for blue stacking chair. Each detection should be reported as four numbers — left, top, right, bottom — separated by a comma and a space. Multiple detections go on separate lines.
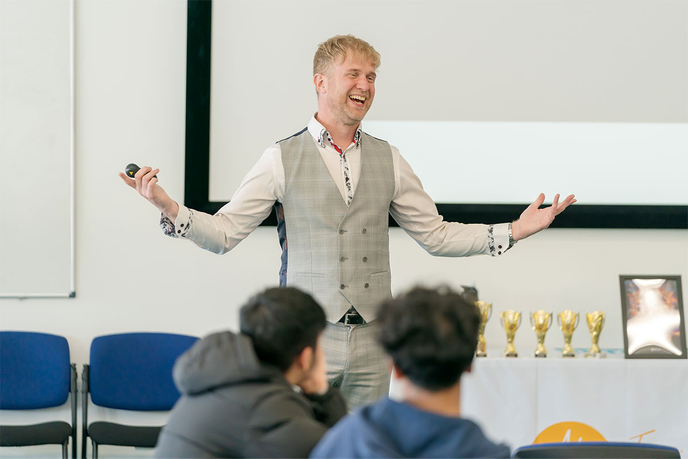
512, 441, 681, 458
81, 332, 198, 458
0, 331, 77, 458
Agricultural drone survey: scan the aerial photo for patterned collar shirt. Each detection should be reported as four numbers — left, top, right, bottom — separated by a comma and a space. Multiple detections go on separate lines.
161, 115, 513, 259
317, 126, 361, 206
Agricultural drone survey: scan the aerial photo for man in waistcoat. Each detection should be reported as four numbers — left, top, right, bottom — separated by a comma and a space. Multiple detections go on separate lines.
120, 35, 576, 408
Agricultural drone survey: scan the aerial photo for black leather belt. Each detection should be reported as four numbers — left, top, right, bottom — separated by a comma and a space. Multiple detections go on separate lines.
338, 309, 365, 325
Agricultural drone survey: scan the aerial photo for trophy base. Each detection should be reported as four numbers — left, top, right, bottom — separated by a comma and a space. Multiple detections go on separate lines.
534, 353, 547, 358
504, 352, 518, 358
562, 353, 575, 358
476, 351, 487, 358
585, 352, 607, 359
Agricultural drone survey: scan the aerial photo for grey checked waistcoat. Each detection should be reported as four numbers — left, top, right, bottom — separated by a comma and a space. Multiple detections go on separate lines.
276, 129, 395, 323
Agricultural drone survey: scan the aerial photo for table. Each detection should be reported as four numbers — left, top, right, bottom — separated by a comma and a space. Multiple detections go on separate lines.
459, 357, 688, 454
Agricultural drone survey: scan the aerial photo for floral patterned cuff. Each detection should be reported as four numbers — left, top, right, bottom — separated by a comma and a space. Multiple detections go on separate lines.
159, 208, 193, 238
488, 223, 511, 256
160, 214, 178, 238
488, 225, 496, 255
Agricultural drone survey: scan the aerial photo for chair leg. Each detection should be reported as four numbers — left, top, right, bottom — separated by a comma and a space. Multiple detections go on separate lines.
91, 440, 98, 459
62, 441, 68, 459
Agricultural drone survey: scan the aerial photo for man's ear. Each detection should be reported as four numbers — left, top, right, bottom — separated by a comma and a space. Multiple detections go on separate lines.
314, 73, 327, 95
296, 345, 314, 372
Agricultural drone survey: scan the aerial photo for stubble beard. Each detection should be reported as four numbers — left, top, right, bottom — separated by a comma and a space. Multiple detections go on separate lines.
338, 98, 368, 126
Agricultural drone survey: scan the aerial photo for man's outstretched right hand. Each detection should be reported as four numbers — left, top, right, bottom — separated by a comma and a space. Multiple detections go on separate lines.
119, 166, 179, 221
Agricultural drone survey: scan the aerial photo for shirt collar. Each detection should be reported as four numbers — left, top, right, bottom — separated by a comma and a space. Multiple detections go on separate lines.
308, 115, 362, 151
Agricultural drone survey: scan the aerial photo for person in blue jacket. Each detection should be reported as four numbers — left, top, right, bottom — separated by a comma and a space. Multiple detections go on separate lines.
310, 286, 510, 458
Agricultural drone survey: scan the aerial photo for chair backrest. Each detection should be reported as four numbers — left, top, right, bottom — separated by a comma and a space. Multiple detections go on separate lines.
512, 441, 681, 458
0, 331, 71, 410
88, 332, 198, 411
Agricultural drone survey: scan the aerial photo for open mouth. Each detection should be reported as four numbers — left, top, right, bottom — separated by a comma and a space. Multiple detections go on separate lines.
349, 94, 366, 107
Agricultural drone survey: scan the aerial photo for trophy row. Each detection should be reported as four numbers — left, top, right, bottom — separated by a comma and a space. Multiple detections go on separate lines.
475, 301, 606, 358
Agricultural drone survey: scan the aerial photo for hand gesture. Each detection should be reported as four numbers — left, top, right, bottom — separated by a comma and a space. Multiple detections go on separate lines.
512, 193, 576, 241
119, 166, 179, 220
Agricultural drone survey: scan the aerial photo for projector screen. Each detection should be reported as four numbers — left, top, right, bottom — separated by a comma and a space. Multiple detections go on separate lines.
183, 0, 688, 228
361, 121, 687, 206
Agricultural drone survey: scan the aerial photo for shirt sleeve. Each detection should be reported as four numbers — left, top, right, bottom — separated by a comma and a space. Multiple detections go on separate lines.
389, 147, 512, 257
159, 145, 283, 254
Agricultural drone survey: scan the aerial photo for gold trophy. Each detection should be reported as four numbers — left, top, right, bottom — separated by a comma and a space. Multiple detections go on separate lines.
530, 310, 553, 358
585, 311, 606, 357
500, 310, 521, 357
475, 301, 492, 357
557, 310, 579, 357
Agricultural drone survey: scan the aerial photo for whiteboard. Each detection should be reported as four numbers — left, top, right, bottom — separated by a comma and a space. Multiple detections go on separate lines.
0, 0, 74, 298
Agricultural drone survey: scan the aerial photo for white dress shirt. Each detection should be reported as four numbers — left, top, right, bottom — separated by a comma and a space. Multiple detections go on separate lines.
166, 116, 512, 258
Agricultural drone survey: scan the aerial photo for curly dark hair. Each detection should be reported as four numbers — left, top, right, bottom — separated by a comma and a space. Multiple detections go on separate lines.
377, 286, 480, 391
240, 287, 326, 371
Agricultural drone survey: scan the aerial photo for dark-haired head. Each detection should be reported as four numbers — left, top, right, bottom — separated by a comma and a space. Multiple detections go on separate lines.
377, 286, 480, 391
240, 287, 326, 371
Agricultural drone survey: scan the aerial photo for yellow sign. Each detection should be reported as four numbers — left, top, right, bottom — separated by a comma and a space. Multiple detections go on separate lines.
535, 422, 606, 443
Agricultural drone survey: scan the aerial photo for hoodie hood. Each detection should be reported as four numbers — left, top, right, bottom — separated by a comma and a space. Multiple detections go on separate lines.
312, 398, 511, 458
172, 331, 282, 395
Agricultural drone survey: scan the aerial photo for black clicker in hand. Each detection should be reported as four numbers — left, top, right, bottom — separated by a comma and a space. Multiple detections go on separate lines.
125, 163, 157, 179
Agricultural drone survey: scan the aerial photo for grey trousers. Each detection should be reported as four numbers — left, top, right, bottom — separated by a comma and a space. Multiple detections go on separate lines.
323, 321, 390, 409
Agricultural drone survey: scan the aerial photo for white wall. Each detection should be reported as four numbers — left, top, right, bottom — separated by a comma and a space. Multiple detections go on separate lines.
1, 0, 686, 456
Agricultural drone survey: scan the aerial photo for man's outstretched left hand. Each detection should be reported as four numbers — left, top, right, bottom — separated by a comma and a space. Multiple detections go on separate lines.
511, 193, 576, 241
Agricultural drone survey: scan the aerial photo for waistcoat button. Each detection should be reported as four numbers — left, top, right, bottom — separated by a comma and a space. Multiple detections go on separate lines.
364, 283, 369, 288
362, 257, 367, 262
340, 256, 345, 262
340, 284, 345, 290
339, 229, 345, 234
362, 228, 367, 234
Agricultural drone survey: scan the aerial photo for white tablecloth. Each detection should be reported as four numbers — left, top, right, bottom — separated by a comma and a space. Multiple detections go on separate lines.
457, 357, 688, 454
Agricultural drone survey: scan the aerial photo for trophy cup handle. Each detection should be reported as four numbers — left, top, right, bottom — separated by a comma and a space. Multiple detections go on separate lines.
486, 305, 493, 321
574, 313, 580, 330
556, 314, 562, 328
529, 313, 535, 329
516, 313, 522, 327
547, 313, 553, 329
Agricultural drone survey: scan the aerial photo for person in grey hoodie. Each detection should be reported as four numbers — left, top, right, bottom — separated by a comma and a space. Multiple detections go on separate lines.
311, 286, 511, 458
155, 287, 348, 458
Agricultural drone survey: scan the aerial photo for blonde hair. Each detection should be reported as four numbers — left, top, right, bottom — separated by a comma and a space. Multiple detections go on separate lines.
313, 35, 381, 76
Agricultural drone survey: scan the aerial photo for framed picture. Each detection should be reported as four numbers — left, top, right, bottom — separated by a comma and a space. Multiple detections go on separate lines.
619, 275, 686, 359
